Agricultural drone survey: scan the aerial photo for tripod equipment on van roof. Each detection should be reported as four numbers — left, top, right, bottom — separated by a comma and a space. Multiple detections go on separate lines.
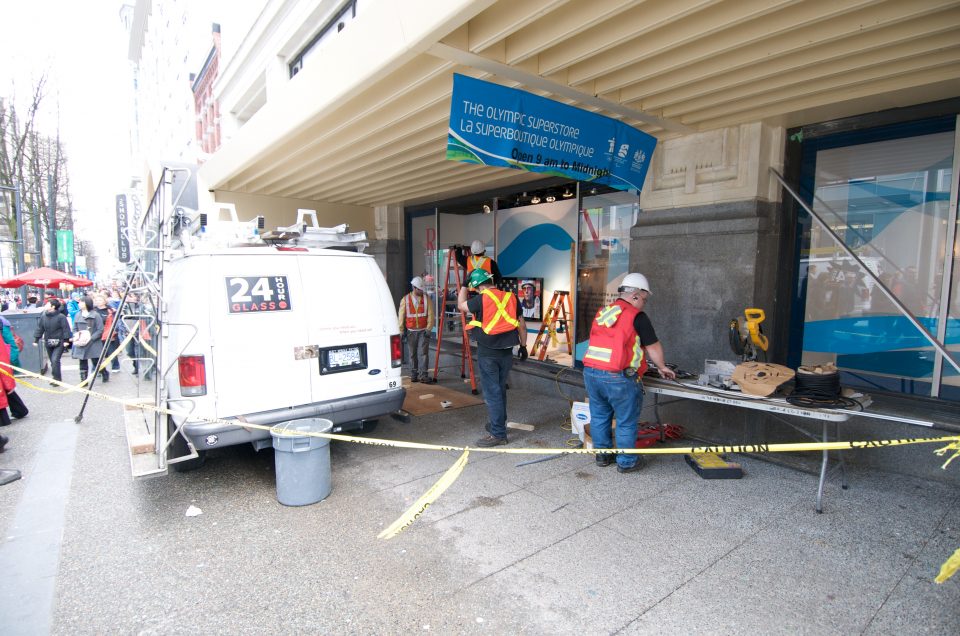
171, 205, 369, 253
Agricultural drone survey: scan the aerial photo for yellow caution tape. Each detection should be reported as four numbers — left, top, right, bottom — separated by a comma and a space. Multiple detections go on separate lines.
936, 546, 960, 583
2, 363, 960, 540
933, 438, 960, 469
20, 330, 138, 393
377, 449, 469, 540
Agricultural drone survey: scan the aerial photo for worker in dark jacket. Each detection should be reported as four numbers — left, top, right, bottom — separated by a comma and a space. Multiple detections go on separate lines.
33, 298, 72, 385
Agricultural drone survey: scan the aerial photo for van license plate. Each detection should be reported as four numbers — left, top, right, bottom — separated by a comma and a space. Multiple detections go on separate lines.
319, 343, 367, 375
330, 347, 361, 367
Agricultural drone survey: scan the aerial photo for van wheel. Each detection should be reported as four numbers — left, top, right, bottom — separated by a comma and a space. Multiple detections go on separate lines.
168, 417, 207, 472
359, 419, 379, 434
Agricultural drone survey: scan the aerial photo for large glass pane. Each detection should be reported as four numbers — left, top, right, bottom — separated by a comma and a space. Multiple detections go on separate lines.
801, 131, 955, 396
939, 140, 960, 399
435, 211, 493, 345
574, 190, 640, 367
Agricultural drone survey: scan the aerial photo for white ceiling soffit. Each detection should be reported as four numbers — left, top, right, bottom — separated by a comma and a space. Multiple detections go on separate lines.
209, 0, 960, 208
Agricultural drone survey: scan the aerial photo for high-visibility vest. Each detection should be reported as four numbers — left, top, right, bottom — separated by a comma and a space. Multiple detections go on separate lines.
405, 293, 428, 330
468, 255, 492, 275
583, 299, 647, 375
467, 288, 519, 335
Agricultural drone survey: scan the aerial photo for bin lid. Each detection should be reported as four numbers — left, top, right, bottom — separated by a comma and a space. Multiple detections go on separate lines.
270, 417, 334, 438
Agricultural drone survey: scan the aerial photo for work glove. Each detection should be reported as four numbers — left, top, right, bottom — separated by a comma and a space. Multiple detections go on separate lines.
517, 345, 528, 362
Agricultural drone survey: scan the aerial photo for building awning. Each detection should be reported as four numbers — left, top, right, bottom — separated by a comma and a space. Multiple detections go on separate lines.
201, 0, 960, 208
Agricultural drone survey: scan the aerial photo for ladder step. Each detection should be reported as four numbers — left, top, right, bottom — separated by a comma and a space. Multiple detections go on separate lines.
123, 399, 167, 479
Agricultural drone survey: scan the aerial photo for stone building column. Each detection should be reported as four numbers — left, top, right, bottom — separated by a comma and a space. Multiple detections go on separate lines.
368, 203, 406, 303
632, 122, 786, 370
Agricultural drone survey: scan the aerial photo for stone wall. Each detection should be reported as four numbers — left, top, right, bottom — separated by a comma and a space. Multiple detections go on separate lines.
628, 121, 786, 373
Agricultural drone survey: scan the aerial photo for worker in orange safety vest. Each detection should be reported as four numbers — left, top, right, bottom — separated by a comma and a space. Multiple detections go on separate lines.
458, 268, 527, 447
583, 272, 675, 473
455, 239, 502, 288
398, 276, 435, 383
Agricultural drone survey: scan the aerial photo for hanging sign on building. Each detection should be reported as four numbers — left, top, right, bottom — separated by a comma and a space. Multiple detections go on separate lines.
116, 194, 131, 263
446, 74, 657, 191
56, 230, 74, 264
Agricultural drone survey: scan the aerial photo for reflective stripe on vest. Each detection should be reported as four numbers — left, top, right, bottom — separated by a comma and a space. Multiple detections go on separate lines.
405, 293, 428, 330
467, 289, 519, 335
468, 255, 492, 274
584, 345, 612, 362
595, 305, 622, 328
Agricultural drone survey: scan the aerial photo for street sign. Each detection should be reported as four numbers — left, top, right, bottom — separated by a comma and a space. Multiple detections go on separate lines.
116, 194, 130, 263
56, 230, 74, 264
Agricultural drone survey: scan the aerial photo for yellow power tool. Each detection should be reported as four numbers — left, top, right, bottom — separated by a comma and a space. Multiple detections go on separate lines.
729, 308, 768, 361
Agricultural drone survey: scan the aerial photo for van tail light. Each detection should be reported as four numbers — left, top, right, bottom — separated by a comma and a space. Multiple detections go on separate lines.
390, 334, 402, 368
178, 355, 207, 396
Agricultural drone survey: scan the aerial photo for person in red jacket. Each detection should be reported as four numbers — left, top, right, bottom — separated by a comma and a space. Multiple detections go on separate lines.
582, 273, 675, 473
0, 336, 27, 430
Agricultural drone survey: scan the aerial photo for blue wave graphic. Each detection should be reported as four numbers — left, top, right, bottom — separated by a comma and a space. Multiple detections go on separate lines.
802, 315, 960, 354
498, 224, 575, 274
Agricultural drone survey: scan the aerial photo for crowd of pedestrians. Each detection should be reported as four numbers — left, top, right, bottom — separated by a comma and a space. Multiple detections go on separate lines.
0, 286, 155, 459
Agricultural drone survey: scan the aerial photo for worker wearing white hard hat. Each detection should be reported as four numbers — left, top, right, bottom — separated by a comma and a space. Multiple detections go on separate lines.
582, 272, 675, 473
398, 275, 436, 383
454, 240, 502, 287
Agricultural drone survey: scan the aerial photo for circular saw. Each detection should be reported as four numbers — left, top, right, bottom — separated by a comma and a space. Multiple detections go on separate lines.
729, 308, 768, 361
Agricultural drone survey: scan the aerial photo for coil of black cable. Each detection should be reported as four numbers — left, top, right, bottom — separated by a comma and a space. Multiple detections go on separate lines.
786, 365, 862, 409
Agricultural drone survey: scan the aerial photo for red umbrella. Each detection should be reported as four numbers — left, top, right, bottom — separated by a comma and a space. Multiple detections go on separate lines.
0, 266, 94, 289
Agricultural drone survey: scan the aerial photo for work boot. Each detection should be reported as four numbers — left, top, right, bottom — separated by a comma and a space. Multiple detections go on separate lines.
617, 457, 647, 474
475, 434, 508, 447
79, 370, 88, 383
101, 370, 110, 383
595, 453, 614, 467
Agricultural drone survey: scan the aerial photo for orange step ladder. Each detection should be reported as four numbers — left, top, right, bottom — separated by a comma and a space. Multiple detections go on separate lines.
432, 247, 478, 393
532, 290, 573, 361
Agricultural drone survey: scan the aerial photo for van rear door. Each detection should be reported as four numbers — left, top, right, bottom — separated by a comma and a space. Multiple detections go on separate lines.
298, 252, 397, 400
207, 253, 311, 416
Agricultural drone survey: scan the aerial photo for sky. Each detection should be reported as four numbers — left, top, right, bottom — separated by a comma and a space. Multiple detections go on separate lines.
0, 0, 256, 276
0, 1, 133, 270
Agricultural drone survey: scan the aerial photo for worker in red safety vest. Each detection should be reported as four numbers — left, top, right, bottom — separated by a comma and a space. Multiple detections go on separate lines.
458, 268, 527, 447
398, 276, 436, 383
455, 239, 502, 288
582, 273, 675, 473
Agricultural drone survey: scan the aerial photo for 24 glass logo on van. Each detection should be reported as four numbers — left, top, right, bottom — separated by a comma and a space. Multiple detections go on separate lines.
226, 276, 292, 313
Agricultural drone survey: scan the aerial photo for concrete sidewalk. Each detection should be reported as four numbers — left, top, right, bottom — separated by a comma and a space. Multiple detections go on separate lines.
0, 365, 958, 634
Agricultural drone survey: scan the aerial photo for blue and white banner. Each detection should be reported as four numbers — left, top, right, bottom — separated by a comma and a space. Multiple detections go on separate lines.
446, 74, 657, 191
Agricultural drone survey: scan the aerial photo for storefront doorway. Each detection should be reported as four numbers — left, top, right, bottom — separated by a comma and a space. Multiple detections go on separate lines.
405, 181, 635, 368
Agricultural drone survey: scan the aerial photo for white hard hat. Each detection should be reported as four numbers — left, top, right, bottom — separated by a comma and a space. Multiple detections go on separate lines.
620, 272, 651, 296
410, 276, 424, 290
470, 239, 486, 255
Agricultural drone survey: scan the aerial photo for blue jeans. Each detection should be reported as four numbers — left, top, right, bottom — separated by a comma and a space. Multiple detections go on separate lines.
476, 346, 513, 439
583, 366, 643, 468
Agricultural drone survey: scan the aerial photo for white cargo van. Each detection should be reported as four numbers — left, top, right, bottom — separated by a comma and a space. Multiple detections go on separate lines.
154, 207, 405, 471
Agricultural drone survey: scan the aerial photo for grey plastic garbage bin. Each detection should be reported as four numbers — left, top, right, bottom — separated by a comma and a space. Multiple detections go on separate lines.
271, 418, 333, 506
